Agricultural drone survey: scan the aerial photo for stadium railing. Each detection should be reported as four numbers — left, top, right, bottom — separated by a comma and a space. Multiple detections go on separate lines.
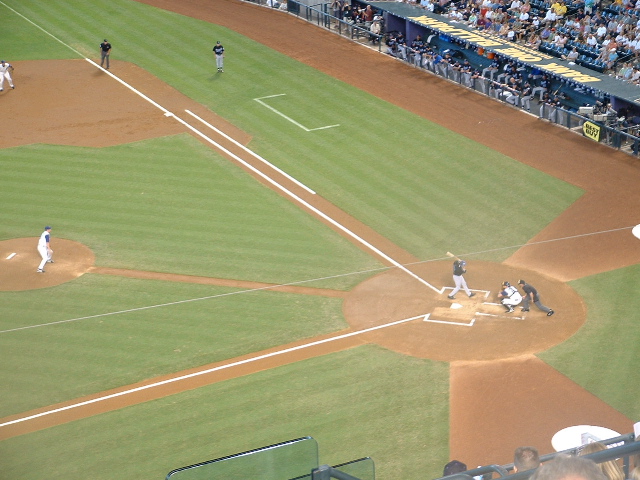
165, 436, 376, 480
435, 433, 640, 480
258, 0, 640, 157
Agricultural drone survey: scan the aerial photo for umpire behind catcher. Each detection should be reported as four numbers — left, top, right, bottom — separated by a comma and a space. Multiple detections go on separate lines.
518, 279, 554, 316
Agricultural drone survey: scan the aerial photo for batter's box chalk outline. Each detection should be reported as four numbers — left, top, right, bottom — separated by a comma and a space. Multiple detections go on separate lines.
441, 287, 491, 299
423, 313, 476, 327
477, 307, 526, 321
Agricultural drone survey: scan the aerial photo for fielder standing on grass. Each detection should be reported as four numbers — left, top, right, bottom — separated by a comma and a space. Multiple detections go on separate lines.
447, 255, 476, 299
213, 40, 225, 72
518, 279, 554, 316
37, 226, 54, 273
100, 39, 111, 69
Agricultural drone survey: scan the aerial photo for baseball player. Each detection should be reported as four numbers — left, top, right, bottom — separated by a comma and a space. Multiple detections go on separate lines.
0, 60, 15, 91
498, 281, 522, 313
447, 259, 476, 299
213, 41, 225, 72
100, 39, 111, 69
37, 226, 54, 273
518, 279, 554, 316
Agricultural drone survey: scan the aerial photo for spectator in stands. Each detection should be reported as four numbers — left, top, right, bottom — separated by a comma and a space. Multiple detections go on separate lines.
579, 442, 625, 480
331, 0, 342, 20
551, 0, 568, 17
605, 47, 619, 71
530, 455, 607, 480
514, 446, 541, 472
363, 4, 374, 24
618, 62, 633, 80
369, 19, 381, 43
526, 32, 543, 49
543, 8, 558, 24
562, 46, 580, 63
444, 460, 468, 476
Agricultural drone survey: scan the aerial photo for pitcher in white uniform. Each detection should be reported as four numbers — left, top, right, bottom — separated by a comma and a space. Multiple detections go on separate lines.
37, 226, 53, 273
0, 60, 14, 91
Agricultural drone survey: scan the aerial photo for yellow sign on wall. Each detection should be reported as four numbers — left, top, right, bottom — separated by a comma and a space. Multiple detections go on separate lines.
583, 121, 601, 141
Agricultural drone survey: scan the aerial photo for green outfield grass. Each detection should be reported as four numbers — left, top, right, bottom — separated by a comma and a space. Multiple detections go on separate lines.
541, 264, 640, 421
0, 136, 381, 286
0, 346, 450, 480
0, 1, 637, 479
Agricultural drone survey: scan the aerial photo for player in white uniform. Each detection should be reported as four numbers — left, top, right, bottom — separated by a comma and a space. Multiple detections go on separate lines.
0, 60, 15, 91
498, 281, 522, 313
37, 226, 53, 273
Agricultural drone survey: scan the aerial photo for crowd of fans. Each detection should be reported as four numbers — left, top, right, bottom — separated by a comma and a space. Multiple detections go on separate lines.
415, 0, 640, 80
342, 0, 640, 85
440, 438, 640, 480
327, 0, 640, 118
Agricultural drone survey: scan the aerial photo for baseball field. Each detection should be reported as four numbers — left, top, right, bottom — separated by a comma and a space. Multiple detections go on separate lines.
1, 0, 640, 479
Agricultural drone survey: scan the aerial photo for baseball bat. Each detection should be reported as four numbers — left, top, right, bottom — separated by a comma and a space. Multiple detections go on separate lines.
446, 251, 461, 261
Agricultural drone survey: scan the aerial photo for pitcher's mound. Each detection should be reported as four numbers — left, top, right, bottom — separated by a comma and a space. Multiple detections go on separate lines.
0, 238, 94, 291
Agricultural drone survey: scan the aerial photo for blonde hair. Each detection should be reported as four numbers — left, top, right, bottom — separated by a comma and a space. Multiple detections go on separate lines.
630, 467, 640, 480
579, 442, 625, 480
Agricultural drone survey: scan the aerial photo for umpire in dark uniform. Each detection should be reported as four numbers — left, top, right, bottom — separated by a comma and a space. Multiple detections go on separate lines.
100, 39, 111, 69
518, 279, 554, 316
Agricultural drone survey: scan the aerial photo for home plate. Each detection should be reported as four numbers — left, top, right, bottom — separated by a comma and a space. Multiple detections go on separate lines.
451, 303, 463, 309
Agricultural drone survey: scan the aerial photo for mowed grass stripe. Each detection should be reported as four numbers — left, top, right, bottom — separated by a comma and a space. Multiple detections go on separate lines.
0, 274, 348, 416
5, 0, 579, 264
0, 346, 450, 480
0, 136, 382, 284
542, 264, 640, 421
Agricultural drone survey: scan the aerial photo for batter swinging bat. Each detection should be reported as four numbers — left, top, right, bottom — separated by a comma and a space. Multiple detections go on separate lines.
446, 251, 461, 261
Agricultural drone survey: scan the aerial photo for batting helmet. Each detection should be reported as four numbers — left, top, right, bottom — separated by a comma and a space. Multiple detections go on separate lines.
502, 281, 510, 287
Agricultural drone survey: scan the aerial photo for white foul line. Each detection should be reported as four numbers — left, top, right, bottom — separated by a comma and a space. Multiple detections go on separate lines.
0, 315, 422, 429
76, 60, 438, 292
0, 5, 440, 323
254, 94, 340, 132
184, 109, 316, 195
